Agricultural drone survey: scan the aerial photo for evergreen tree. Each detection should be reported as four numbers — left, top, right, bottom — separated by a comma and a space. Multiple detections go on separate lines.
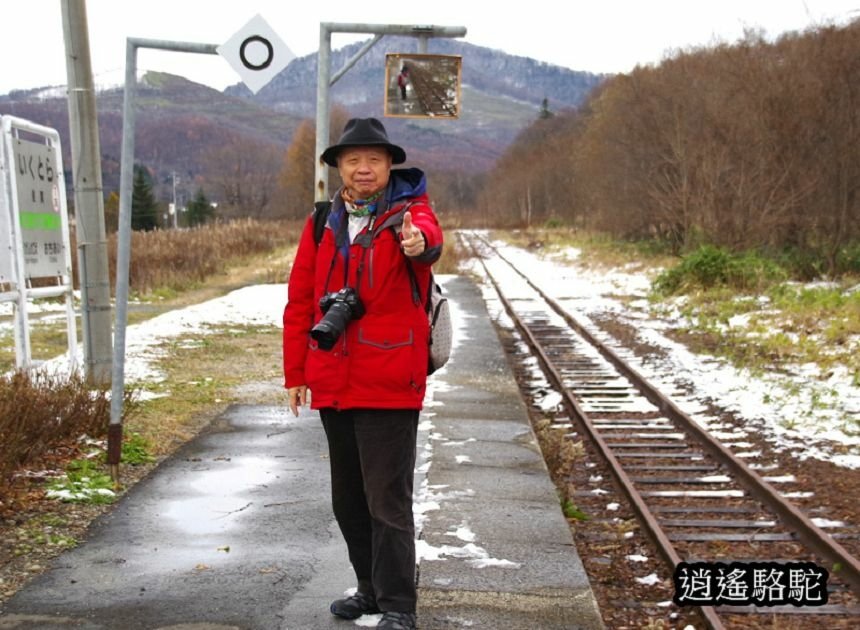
539, 97, 554, 119
186, 188, 215, 227
131, 165, 158, 231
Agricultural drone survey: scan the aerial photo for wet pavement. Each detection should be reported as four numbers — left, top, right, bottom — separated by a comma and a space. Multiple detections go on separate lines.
0, 275, 604, 630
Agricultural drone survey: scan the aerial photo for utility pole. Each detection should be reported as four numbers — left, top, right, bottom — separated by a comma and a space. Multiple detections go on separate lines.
172, 170, 178, 228
61, 0, 112, 385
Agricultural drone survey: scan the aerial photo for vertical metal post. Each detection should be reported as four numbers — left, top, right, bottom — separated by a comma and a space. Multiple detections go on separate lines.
314, 25, 332, 202
108, 38, 138, 480
417, 35, 429, 54
61, 0, 113, 385
108, 38, 219, 482
2, 123, 33, 370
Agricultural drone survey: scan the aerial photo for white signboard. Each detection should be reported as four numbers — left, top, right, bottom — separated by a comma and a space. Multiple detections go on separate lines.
218, 14, 295, 94
10, 136, 66, 278
0, 136, 14, 283
1, 116, 76, 371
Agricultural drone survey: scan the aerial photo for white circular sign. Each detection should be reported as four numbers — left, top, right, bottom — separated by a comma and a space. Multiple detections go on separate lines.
217, 14, 295, 95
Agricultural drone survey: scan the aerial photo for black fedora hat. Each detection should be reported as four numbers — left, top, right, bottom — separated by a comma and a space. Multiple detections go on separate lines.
321, 117, 406, 166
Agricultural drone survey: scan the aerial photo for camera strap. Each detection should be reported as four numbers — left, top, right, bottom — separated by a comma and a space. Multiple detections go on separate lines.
351, 213, 378, 300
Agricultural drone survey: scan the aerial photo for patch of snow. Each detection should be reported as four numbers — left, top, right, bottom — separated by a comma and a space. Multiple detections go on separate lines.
635, 573, 662, 586
762, 475, 797, 484
354, 614, 383, 627
811, 518, 846, 528
467, 234, 860, 469
416, 540, 520, 569
445, 525, 476, 543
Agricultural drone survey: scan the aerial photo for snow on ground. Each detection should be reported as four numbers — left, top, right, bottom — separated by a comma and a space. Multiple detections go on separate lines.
9, 235, 858, 470
411, 278, 520, 570
37, 284, 288, 390
462, 231, 860, 470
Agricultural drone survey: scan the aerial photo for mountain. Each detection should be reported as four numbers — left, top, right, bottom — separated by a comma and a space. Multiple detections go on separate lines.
228, 36, 605, 170
0, 74, 302, 199
0, 37, 604, 204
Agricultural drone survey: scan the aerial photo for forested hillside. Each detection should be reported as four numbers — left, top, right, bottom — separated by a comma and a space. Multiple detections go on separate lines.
476, 21, 860, 276
0, 38, 602, 220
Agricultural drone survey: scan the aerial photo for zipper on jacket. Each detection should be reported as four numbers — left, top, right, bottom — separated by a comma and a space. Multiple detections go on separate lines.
368, 240, 375, 289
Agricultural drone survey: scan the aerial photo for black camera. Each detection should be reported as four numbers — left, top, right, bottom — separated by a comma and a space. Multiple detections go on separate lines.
310, 287, 366, 350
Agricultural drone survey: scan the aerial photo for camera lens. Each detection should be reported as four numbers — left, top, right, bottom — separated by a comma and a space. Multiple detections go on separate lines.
310, 301, 352, 350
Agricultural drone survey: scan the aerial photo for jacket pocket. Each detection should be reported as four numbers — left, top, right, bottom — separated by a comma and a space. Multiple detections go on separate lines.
358, 328, 413, 349
353, 322, 416, 394
305, 337, 342, 400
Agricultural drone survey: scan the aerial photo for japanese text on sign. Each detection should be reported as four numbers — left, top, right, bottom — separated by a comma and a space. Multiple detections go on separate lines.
11, 137, 66, 278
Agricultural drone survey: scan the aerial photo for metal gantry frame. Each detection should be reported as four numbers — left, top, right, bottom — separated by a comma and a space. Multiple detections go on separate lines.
313, 23, 466, 201
110, 22, 466, 479
109, 38, 219, 478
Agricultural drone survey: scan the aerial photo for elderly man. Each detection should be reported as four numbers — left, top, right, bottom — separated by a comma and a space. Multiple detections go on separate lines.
282, 118, 442, 630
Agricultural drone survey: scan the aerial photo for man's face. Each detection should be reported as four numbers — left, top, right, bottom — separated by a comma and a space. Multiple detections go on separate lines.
337, 147, 392, 199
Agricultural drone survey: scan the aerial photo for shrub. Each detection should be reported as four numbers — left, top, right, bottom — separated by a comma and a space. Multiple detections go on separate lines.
837, 244, 860, 275
0, 371, 136, 492
653, 245, 787, 295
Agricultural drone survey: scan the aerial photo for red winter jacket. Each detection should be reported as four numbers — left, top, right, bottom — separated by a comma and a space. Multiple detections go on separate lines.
282, 168, 443, 410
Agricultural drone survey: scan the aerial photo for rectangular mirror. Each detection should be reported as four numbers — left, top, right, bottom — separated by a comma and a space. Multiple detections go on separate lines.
384, 53, 462, 119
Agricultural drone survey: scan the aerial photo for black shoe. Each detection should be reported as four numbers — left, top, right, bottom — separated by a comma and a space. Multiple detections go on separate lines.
329, 591, 380, 619
377, 611, 417, 630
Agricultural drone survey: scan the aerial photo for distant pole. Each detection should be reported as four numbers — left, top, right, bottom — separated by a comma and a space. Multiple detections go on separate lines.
172, 170, 178, 228
61, 0, 113, 385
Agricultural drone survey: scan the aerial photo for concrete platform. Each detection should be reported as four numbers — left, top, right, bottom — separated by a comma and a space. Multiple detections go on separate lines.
0, 275, 604, 630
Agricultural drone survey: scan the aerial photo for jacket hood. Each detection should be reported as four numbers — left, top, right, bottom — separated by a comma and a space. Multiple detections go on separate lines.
387, 168, 426, 203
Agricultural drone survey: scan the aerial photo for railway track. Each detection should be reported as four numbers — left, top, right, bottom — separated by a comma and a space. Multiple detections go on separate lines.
405, 61, 457, 117
460, 231, 860, 629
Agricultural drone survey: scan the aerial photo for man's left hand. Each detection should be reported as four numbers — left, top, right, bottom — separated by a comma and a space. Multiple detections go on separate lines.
400, 211, 425, 257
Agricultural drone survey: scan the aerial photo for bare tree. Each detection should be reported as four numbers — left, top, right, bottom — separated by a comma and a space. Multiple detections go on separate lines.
202, 135, 283, 219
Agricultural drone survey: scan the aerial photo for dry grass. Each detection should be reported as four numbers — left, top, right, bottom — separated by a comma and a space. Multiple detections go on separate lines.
434, 231, 469, 275
491, 227, 676, 272
0, 371, 136, 499
69, 219, 303, 297
113, 219, 302, 295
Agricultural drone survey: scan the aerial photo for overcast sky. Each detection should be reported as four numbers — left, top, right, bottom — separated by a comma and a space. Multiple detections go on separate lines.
1, 0, 858, 95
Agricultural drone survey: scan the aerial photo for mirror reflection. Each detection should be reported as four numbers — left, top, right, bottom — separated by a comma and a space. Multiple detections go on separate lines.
384, 53, 462, 119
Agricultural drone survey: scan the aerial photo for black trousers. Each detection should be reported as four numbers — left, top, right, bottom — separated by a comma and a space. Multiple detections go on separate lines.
320, 408, 419, 613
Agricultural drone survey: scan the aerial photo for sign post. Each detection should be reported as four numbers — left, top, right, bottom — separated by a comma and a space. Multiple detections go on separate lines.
0, 134, 15, 284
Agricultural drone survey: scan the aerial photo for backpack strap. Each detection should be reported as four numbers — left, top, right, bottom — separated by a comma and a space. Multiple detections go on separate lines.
312, 201, 332, 246
383, 201, 426, 307
403, 257, 424, 308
